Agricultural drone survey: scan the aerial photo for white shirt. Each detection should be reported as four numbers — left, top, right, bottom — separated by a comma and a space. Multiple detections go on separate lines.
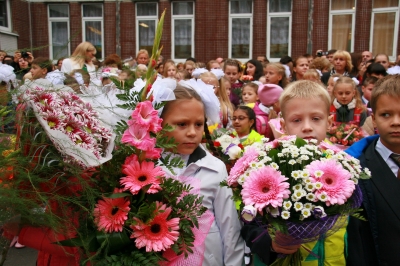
375, 138, 399, 177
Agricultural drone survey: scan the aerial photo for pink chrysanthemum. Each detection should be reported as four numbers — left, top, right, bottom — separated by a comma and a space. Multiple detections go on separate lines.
129, 101, 163, 133
241, 166, 290, 212
228, 146, 259, 186
93, 197, 130, 233
306, 159, 355, 206
121, 124, 156, 151
130, 202, 180, 252
120, 160, 163, 195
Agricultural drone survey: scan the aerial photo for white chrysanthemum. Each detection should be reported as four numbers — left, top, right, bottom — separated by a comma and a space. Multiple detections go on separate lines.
364, 168, 371, 176
306, 193, 316, 201
291, 194, 300, 202
294, 202, 303, 211
305, 183, 315, 192
283, 201, 292, 210
270, 162, 279, 170
303, 178, 312, 184
301, 170, 310, 179
281, 210, 290, 220
288, 159, 296, 165
265, 144, 273, 151
304, 203, 313, 209
238, 175, 246, 185
300, 155, 309, 161
255, 162, 264, 169
314, 182, 323, 190
261, 137, 270, 143
282, 148, 290, 154
292, 152, 300, 158
351, 178, 359, 185
294, 184, 303, 191
314, 170, 324, 178
250, 161, 258, 168
309, 139, 317, 144
301, 208, 312, 218
291, 171, 301, 179
258, 151, 267, 157
325, 149, 334, 156
277, 153, 284, 157
293, 190, 304, 199
317, 191, 329, 202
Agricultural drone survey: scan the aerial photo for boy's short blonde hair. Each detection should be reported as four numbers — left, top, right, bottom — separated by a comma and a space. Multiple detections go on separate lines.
371, 74, 400, 113
280, 80, 331, 117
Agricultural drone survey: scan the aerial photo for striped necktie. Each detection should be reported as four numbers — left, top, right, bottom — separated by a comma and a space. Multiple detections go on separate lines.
389, 153, 400, 179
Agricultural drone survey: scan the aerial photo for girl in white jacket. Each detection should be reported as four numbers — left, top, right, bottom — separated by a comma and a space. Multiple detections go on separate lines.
159, 82, 244, 266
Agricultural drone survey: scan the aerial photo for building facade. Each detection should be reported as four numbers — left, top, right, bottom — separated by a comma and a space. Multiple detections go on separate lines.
1, 0, 400, 62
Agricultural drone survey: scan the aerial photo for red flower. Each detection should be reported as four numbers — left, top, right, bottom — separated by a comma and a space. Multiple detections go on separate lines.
147, 84, 152, 93
238, 144, 244, 150
214, 141, 221, 147
151, 59, 157, 68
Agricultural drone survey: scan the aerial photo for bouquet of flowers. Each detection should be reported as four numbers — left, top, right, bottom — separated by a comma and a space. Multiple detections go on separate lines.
222, 136, 370, 265
327, 122, 364, 147
241, 75, 254, 82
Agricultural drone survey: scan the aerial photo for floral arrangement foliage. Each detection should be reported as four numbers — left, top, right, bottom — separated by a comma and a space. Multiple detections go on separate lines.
222, 136, 370, 265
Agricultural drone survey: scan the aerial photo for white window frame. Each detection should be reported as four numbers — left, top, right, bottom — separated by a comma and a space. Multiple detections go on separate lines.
328, 1, 356, 52
48, 4, 70, 60
171, 1, 195, 62
0, 0, 11, 32
267, 2, 292, 62
82, 3, 104, 59
229, 0, 253, 61
370, 4, 400, 61
136, 2, 158, 57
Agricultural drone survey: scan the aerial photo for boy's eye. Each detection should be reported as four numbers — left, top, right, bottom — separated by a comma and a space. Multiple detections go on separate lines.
381, 113, 390, 118
292, 118, 301, 123
177, 123, 186, 127
312, 117, 320, 121
196, 123, 204, 127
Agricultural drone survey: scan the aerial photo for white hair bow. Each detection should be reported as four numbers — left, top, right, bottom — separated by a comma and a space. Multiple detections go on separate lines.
210, 68, 225, 80
46, 70, 66, 85
192, 68, 208, 79
0, 63, 16, 84
351, 77, 360, 86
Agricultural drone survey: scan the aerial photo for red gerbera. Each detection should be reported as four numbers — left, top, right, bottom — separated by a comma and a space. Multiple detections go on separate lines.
130, 202, 180, 252
94, 197, 130, 233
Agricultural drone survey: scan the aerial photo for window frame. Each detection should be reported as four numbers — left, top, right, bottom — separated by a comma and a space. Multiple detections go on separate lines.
266, 1, 292, 62
82, 3, 104, 59
0, 0, 11, 32
328, 0, 356, 52
48, 4, 70, 60
228, 0, 253, 61
171, 1, 195, 62
370, 4, 400, 61
135, 2, 158, 57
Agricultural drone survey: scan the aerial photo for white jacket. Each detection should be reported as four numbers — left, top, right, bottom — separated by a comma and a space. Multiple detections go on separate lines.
163, 146, 244, 266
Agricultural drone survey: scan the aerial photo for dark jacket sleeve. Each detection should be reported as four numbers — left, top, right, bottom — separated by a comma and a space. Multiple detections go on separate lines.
241, 222, 277, 265
321, 72, 331, 85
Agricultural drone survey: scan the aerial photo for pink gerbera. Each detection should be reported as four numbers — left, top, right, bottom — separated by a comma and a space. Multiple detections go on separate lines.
241, 166, 290, 212
120, 160, 164, 195
130, 202, 180, 252
121, 124, 156, 151
306, 159, 355, 206
228, 146, 259, 186
93, 196, 130, 233
129, 101, 163, 133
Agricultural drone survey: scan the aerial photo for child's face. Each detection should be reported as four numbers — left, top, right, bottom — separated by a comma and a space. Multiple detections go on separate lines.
136, 66, 147, 78
224, 65, 240, 84
327, 77, 335, 96
185, 65, 194, 75
167, 65, 176, 78
162, 98, 205, 155
242, 86, 259, 104
210, 62, 221, 69
372, 95, 400, 154
333, 56, 347, 73
281, 97, 332, 144
265, 66, 282, 85
362, 83, 374, 101
246, 63, 256, 77
224, 80, 231, 97
30, 64, 47, 79
233, 109, 254, 138
334, 83, 355, 105
175, 73, 183, 82
118, 72, 128, 81
294, 58, 309, 78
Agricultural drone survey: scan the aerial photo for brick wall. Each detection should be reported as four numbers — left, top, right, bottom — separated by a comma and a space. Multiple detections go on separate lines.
291, 0, 309, 59
312, 0, 329, 55
253, 0, 267, 59
354, 0, 372, 53
70, 3, 82, 53
11, 0, 30, 52
30, 3, 49, 58
104, 2, 117, 56
120, 2, 135, 59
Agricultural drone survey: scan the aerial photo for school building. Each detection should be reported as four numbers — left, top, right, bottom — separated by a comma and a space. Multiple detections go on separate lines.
1, 0, 400, 63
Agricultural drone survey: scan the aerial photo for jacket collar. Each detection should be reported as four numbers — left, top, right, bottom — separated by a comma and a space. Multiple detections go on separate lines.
187, 146, 207, 166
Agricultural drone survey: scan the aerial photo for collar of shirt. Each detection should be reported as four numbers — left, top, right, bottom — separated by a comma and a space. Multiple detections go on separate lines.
375, 138, 399, 177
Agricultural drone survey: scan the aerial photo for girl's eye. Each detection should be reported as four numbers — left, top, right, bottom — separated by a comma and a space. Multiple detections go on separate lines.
292, 119, 300, 123
196, 123, 204, 127
177, 123, 186, 127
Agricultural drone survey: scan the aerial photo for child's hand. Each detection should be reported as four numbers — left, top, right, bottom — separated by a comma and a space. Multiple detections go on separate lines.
271, 240, 301, 254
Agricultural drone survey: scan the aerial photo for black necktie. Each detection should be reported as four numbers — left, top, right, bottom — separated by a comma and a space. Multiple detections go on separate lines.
389, 153, 400, 179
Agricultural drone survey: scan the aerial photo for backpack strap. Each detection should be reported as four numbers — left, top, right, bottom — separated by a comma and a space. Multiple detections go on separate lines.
256, 115, 267, 135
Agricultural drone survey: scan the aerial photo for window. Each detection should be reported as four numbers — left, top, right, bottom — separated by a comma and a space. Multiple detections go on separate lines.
229, 0, 252, 60
172, 2, 194, 60
329, 0, 356, 52
136, 2, 158, 57
0, 0, 11, 31
48, 4, 70, 60
82, 4, 104, 59
370, 0, 399, 61
267, 0, 292, 60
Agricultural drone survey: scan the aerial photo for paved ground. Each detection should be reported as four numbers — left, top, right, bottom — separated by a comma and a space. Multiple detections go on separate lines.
2, 246, 37, 266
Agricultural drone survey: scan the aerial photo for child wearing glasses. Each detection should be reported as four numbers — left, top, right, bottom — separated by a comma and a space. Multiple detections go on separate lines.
232, 105, 262, 146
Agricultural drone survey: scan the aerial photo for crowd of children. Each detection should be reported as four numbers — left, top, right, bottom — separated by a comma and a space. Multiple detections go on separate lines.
1, 43, 400, 266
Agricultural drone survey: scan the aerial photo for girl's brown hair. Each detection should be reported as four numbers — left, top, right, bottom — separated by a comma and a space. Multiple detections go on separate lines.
218, 77, 234, 128
266, 63, 289, 88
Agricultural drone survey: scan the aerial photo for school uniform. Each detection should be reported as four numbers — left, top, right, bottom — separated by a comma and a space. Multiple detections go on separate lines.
347, 136, 400, 266
162, 146, 245, 266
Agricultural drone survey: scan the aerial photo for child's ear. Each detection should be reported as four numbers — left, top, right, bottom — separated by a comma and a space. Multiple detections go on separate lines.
371, 113, 377, 128
327, 115, 333, 129
280, 118, 286, 133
